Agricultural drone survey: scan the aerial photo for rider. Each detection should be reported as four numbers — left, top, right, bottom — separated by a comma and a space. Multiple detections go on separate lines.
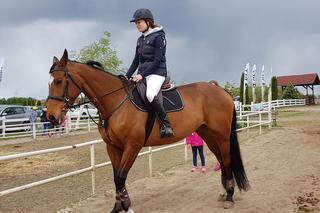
126, 8, 174, 138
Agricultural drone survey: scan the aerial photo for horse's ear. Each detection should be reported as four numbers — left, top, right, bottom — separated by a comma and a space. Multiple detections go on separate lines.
59, 49, 68, 67
53, 56, 59, 65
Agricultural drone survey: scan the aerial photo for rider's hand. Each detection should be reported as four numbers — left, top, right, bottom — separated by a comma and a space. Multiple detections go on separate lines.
133, 74, 143, 82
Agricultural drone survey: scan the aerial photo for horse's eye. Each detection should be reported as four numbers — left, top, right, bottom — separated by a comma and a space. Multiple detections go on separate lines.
56, 79, 63, 84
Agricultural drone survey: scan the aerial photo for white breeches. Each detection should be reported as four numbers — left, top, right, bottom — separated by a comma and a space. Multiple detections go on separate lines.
146, 74, 166, 102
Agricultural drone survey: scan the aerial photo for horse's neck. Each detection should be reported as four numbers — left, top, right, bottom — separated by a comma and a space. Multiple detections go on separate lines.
73, 65, 124, 117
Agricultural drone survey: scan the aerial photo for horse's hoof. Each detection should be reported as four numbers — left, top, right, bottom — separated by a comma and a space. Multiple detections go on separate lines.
217, 193, 226, 202
223, 201, 234, 209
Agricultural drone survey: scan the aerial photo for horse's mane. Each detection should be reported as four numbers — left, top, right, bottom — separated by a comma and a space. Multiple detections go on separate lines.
209, 80, 220, 87
86, 60, 105, 71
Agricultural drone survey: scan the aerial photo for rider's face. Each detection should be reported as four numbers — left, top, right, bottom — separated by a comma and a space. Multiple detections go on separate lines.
135, 20, 148, 32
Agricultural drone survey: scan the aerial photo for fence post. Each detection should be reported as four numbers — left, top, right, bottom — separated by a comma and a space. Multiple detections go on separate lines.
239, 102, 242, 119
90, 144, 96, 195
268, 101, 272, 129
1, 117, 5, 138
32, 123, 36, 140
246, 115, 250, 136
184, 138, 188, 163
66, 121, 69, 134
87, 117, 91, 132
259, 113, 262, 135
148, 147, 152, 177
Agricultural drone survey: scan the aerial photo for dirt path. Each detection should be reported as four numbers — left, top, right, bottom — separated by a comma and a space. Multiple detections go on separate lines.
0, 106, 319, 212
61, 106, 320, 213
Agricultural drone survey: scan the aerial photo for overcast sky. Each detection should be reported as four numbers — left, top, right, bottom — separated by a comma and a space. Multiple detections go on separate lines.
0, 0, 320, 99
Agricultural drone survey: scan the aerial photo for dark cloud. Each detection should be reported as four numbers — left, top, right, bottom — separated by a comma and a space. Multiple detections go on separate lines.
0, 0, 319, 98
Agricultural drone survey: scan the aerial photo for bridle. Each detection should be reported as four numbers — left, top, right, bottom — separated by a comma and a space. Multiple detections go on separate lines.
47, 66, 82, 109
47, 64, 134, 129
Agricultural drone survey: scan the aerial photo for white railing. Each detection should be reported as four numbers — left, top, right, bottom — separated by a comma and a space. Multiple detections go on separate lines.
0, 115, 99, 140
239, 99, 305, 112
0, 139, 187, 197
0, 107, 274, 198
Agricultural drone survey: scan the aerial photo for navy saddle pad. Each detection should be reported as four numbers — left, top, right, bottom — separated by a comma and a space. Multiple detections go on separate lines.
130, 87, 184, 113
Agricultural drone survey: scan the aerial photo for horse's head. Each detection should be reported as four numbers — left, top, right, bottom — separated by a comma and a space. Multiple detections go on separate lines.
46, 49, 82, 125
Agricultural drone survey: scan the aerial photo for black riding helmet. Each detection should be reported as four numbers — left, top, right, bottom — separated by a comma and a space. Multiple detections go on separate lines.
130, 8, 154, 22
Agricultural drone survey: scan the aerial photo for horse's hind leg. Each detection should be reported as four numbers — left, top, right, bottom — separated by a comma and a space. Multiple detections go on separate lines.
196, 126, 235, 208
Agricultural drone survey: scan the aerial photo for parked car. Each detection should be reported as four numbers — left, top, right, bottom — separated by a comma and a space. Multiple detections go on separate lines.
0, 105, 32, 132
67, 104, 98, 119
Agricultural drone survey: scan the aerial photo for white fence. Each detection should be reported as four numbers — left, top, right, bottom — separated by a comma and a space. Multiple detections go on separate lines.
239, 99, 306, 112
0, 139, 187, 197
0, 99, 306, 198
0, 115, 99, 140
0, 99, 306, 141
0, 108, 273, 197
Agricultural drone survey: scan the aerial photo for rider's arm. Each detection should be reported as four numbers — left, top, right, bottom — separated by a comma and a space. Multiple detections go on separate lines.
126, 46, 139, 78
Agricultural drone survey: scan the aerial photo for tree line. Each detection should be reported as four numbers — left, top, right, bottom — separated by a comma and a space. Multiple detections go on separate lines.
0, 97, 42, 106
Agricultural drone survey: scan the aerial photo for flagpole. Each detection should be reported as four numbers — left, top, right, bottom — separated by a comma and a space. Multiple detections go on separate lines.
261, 65, 265, 102
243, 63, 249, 105
252, 64, 256, 103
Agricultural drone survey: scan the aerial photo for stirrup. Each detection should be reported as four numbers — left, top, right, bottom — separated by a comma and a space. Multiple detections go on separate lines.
160, 126, 174, 138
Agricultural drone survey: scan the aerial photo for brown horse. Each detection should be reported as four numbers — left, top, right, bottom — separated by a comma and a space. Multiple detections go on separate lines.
46, 50, 249, 212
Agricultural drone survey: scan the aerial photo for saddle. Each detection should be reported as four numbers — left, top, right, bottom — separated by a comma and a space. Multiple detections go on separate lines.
130, 77, 184, 113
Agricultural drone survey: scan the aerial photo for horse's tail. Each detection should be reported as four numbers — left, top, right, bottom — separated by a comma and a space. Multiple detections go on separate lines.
230, 107, 250, 191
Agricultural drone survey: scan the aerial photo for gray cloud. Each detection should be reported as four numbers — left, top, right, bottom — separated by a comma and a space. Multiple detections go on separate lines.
0, 0, 320, 99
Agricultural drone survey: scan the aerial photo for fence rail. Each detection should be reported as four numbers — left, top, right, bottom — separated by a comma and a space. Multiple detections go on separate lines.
240, 99, 306, 112
0, 98, 306, 198
0, 115, 99, 140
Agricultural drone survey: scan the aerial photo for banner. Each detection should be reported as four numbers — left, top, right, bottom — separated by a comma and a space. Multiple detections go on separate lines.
252, 64, 256, 87
244, 63, 249, 86
243, 63, 250, 104
261, 65, 265, 86
0, 58, 5, 84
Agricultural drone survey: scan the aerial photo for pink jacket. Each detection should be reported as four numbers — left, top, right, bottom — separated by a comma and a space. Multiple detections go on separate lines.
186, 132, 204, 147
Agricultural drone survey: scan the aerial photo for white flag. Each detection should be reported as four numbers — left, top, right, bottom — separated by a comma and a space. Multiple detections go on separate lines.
244, 63, 249, 86
252, 64, 256, 87
0, 58, 5, 84
261, 65, 265, 86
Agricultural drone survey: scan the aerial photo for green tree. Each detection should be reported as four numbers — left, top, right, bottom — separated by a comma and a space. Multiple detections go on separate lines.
282, 84, 301, 99
224, 82, 240, 98
271, 76, 278, 100
73, 31, 124, 74
0, 97, 40, 106
240, 73, 244, 103
245, 85, 251, 104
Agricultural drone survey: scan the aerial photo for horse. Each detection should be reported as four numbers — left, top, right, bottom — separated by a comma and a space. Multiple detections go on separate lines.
46, 49, 249, 212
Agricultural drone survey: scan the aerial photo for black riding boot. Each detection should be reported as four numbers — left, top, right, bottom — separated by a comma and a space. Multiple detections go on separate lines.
150, 96, 174, 138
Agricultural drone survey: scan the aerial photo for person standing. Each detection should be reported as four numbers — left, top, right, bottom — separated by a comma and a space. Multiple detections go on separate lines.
40, 107, 49, 136
186, 132, 206, 172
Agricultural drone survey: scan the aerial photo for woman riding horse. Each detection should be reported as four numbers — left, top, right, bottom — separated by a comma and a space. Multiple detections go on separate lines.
126, 8, 174, 138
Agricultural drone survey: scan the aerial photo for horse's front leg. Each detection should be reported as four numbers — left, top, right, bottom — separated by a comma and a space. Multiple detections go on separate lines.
108, 144, 141, 213
106, 143, 125, 213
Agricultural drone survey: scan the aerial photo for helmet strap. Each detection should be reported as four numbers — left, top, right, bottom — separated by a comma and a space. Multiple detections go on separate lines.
142, 20, 150, 33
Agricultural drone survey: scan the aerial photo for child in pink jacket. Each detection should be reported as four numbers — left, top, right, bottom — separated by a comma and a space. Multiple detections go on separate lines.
186, 132, 206, 172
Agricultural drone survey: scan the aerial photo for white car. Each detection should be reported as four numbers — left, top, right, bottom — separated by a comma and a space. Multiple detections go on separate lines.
67, 104, 98, 119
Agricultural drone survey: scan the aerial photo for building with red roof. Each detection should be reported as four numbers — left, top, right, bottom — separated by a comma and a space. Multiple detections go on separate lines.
277, 73, 320, 104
